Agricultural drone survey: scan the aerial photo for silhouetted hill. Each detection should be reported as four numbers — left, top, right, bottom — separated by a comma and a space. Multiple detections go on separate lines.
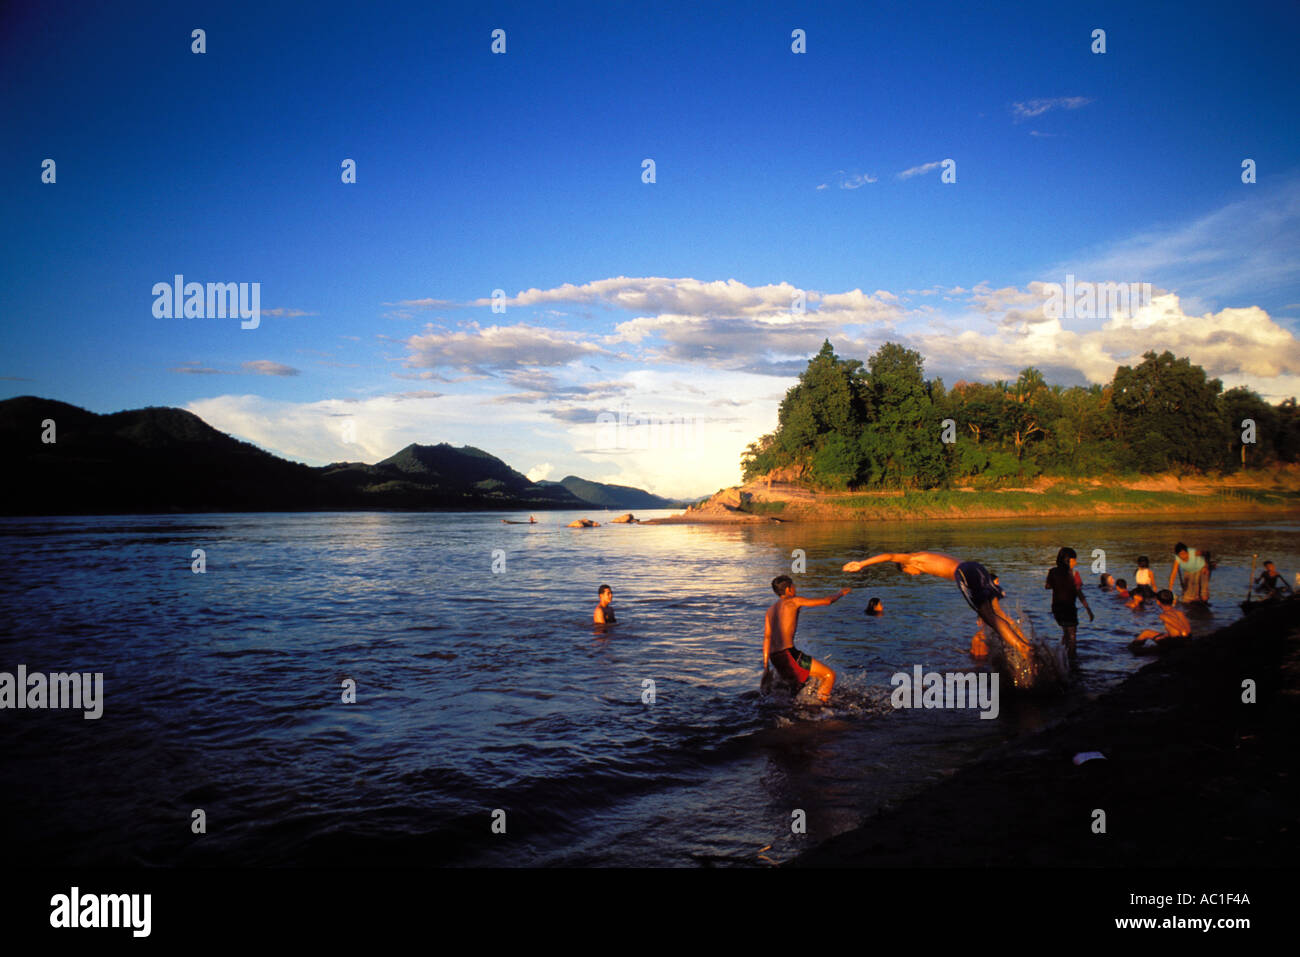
539, 475, 677, 509
0, 397, 659, 515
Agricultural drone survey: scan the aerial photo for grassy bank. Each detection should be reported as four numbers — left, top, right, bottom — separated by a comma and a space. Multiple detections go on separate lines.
731, 483, 1300, 523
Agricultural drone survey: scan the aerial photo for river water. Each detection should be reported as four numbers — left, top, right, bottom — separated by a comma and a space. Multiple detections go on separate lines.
1, 510, 1295, 866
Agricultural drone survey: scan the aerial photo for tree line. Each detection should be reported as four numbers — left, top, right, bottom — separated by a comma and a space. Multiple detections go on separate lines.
741, 341, 1300, 489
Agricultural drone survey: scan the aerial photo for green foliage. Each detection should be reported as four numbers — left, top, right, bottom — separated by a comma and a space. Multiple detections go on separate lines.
740, 343, 1291, 489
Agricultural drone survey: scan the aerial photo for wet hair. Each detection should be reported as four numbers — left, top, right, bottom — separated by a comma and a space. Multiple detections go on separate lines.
1137, 556, 1150, 568
1099, 573, 1113, 587
1264, 560, 1276, 568
865, 597, 883, 615
598, 584, 612, 597
1116, 578, 1128, 589
771, 575, 794, 595
1156, 589, 1175, 605
1056, 547, 1076, 568
1173, 542, 1188, 555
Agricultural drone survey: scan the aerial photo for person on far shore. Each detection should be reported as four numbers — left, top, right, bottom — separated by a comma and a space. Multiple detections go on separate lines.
865, 597, 884, 616
1170, 542, 1210, 603
1130, 590, 1190, 649
1254, 561, 1293, 601
1046, 547, 1094, 662
593, 584, 616, 626
762, 576, 846, 704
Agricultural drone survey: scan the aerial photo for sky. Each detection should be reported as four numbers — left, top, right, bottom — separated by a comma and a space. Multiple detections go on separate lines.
3, 0, 1299, 498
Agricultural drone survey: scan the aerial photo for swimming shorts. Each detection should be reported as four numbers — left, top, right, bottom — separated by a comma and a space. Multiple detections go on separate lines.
772, 646, 813, 686
955, 561, 1002, 606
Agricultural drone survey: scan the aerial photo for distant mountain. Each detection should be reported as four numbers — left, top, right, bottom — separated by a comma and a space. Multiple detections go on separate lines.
318, 443, 584, 509
0, 397, 664, 515
538, 475, 677, 509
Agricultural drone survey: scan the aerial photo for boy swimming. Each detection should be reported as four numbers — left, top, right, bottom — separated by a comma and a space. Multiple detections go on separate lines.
762, 576, 846, 704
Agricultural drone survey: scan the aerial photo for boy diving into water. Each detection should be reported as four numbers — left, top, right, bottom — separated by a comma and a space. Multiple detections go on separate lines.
762, 576, 846, 704
842, 551, 1064, 691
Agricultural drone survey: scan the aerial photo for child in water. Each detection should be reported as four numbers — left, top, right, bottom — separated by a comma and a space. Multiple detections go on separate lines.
1114, 578, 1131, 600
865, 597, 884, 616
1129, 590, 1190, 650
593, 584, 616, 625
1132, 556, 1157, 598
1046, 547, 1094, 661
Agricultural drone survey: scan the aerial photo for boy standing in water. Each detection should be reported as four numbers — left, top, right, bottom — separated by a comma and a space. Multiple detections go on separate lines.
1045, 547, 1094, 662
762, 576, 846, 704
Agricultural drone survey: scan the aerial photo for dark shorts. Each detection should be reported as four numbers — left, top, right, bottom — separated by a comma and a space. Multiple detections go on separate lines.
1052, 601, 1078, 627
772, 646, 813, 686
955, 561, 1001, 606
1132, 584, 1156, 599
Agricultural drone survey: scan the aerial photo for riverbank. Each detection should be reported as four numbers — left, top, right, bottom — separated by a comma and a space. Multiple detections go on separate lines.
789, 596, 1300, 867
645, 470, 1300, 524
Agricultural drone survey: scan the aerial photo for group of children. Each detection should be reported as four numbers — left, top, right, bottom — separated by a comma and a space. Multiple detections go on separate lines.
592, 547, 1292, 705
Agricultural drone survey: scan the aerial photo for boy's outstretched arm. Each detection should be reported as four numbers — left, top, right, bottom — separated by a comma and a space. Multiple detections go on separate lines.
843, 554, 899, 573
795, 587, 852, 607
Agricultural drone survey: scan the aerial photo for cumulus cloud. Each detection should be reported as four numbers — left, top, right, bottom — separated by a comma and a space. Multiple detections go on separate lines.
465, 277, 812, 319
526, 463, 553, 482
401, 322, 605, 373
915, 292, 1300, 399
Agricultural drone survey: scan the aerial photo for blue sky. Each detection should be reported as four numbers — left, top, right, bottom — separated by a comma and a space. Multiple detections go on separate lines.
3, 0, 1299, 496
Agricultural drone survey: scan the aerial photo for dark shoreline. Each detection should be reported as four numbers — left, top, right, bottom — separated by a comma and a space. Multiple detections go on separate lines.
789, 597, 1300, 867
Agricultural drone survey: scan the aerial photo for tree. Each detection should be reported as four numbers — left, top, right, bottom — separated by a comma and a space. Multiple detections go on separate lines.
1220, 387, 1279, 469
1110, 351, 1229, 472
862, 342, 947, 488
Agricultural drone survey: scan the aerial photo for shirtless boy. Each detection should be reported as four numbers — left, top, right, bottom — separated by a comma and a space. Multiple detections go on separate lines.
842, 551, 1049, 690
1130, 589, 1190, 648
762, 576, 847, 704
593, 584, 616, 625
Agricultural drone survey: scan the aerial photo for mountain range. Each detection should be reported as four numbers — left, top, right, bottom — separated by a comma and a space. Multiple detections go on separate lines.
0, 396, 682, 515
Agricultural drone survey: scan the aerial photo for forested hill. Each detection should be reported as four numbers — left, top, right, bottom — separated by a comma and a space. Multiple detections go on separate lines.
741, 341, 1300, 490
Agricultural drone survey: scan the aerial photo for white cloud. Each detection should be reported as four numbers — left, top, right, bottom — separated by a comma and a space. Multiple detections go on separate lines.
402, 322, 605, 372
526, 463, 553, 482
897, 160, 943, 180
1010, 97, 1092, 120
